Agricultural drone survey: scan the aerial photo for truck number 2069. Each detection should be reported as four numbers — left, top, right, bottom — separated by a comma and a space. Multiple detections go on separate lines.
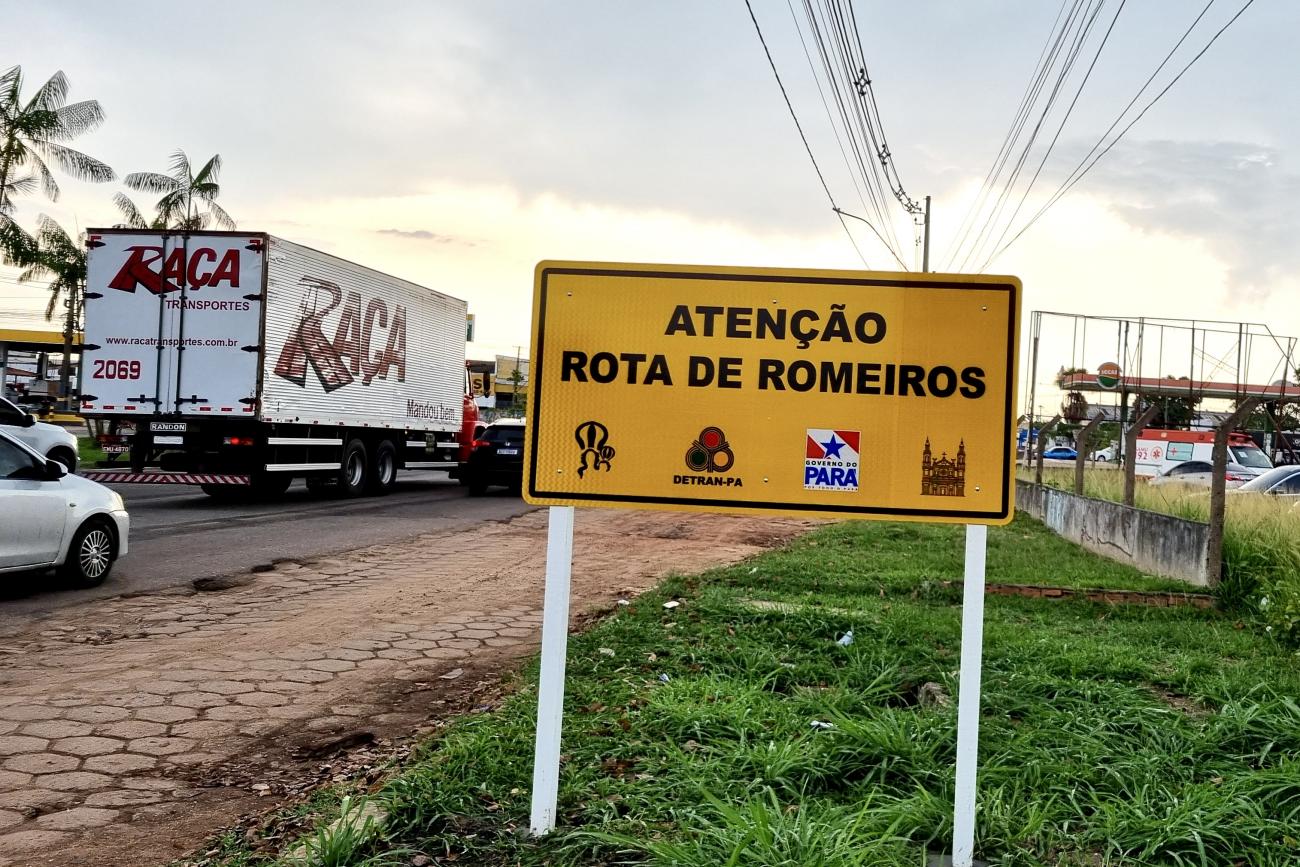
92, 359, 143, 380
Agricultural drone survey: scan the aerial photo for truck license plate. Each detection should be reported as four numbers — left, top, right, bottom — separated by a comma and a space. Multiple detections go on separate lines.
103, 444, 130, 454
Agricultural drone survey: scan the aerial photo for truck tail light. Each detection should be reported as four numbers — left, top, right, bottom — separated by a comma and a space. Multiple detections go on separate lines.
223, 436, 255, 446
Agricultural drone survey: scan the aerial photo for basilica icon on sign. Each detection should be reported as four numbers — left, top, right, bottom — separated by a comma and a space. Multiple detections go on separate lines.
921, 438, 966, 497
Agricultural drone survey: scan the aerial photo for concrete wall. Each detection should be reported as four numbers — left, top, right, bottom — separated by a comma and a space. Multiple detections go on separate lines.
1016, 480, 1210, 587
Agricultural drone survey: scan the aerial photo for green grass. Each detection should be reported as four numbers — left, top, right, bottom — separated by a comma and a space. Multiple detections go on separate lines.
1026, 467, 1300, 638
225, 517, 1300, 867
78, 435, 106, 467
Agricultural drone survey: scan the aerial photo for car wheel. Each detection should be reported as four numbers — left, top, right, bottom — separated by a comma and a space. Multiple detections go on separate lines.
467, 474, 487, 496
366, 440, 398, 495
47, 447, 77, 474
337, 439, 368, 497
60, 520, 116, 588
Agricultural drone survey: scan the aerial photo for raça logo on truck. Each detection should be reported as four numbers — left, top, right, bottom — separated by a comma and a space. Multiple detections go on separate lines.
108, 244, 243, 294
274, 276, 407, 393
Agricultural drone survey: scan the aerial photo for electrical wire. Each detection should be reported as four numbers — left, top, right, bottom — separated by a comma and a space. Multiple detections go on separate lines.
946, 0, 1076, 270
745, 0, 903, 268
984, 0, 1249, 265
958, 0, 1110, 272
794, 0, 911, 266
947, 0, 1087, 269
975, 0, 1130, 272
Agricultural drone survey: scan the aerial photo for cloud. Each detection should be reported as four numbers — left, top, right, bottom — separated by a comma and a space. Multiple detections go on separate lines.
375, 228, 474, 246
1055, 139, 1300, 303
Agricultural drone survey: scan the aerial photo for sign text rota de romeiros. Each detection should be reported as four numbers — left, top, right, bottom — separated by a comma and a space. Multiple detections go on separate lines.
523, 261, 1021, 524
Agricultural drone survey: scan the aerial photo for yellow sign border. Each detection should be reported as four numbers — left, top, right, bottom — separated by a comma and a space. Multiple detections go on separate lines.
524, 261, 1021, 524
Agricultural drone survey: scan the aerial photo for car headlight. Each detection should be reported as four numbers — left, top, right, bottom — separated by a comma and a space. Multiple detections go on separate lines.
110, 491, 126, 511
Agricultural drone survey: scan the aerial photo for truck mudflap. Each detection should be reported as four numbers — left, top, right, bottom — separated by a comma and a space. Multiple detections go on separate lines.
82, 471, 249, 486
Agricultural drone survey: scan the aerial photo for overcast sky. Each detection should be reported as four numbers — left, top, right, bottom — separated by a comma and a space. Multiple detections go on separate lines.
3, 1, 1297, 411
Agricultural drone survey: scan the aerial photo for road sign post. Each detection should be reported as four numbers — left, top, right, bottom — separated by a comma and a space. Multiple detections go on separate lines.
529, 504, 575, 835
523, 262, 1020, 859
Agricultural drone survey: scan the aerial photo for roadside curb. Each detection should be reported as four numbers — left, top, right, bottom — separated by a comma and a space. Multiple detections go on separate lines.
960, 581, 1217, 609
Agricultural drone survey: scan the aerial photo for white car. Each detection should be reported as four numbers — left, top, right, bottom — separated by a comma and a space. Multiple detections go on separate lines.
1149, 459, 1259, 489
0, 396, 79, 472
0, 429, 129, 586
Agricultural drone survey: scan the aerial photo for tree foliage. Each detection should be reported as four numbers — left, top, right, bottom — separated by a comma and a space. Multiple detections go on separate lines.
114, 149, 235, 230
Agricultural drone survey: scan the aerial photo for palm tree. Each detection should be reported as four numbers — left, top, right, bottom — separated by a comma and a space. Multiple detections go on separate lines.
0, 66, 113, 214
17, 215, 86, 411
115, 150, 235, 230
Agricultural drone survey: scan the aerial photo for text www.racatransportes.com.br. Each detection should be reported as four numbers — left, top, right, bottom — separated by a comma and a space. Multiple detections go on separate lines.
104, 336, 238, 347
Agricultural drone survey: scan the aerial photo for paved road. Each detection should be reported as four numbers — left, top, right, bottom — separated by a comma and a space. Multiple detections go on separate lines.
0, 472, 535, 621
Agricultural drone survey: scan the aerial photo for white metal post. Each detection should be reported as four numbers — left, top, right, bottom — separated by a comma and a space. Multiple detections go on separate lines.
529, 505, 575, 836
952, 523, 988, 866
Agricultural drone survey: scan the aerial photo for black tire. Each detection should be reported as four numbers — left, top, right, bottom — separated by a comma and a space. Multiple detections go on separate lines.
467, 473, 487, 497
337, 438, 368, 498
60, 519, 116, 587
47, 447, 77, 474
367, 440, 398, 495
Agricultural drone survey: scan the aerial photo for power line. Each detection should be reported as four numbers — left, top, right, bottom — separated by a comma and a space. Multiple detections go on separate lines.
976, 0, 1130, 272
745, 0, 887, 268
947, 0, 1075, 269
790, 0, 910, 266
799, 0, 901, 261
985, 0, 1255, 266
958, 0, 1110, 272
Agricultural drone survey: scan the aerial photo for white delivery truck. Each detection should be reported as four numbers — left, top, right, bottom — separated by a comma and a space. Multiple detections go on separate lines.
80, 230, 477, 498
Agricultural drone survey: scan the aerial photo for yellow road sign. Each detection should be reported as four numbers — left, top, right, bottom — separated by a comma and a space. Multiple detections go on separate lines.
523, 262, 1021, 524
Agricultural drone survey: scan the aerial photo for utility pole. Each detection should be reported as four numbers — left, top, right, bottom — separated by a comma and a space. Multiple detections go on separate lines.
922, 195, 931, 273
58, 282, 80, 414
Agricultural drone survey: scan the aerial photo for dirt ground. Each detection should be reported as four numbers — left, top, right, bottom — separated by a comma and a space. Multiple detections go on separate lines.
0, 507, 811, 866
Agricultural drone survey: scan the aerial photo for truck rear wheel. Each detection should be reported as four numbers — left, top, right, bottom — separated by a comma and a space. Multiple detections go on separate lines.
367, 440, 398, 495
337, 439, 368, 497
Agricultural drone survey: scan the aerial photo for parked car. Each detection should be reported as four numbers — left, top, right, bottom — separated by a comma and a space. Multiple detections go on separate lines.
1235, 465, 1300, 500
1149, 459, 1259, 488
1042, 446, 1078, 460
0, 396, 78, 472
0, 429, 129, 586
1091, 445, 1117, 462
460, 420, 525, 496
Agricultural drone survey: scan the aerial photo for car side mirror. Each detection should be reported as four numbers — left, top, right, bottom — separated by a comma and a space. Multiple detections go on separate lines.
20, 413, 36, 428
43, 459, 66, 481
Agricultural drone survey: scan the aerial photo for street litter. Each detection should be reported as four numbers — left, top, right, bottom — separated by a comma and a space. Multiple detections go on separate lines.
663, 600, 681, 609
617, 599, 630, 606
809, 720, 835, 731
836, 630, 854, 647
658, 673, 672, 683
439, 668, 464, 680
598, 647, 615, 657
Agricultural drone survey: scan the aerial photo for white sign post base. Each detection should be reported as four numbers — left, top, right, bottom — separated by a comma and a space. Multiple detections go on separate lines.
529, 505, 575, 836
951, 523, 988, 867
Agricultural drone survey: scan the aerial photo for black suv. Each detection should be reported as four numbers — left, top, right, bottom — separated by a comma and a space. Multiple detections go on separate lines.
462, 421, 525, 496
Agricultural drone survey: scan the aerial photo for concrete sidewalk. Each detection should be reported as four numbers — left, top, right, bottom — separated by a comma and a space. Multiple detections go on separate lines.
0, 508, 809, 866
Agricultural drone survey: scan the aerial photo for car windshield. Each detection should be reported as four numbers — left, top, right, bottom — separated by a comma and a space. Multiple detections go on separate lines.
1229, 445, 1273, 469
1238, 466, 1300, 491
483, 426, 524, 444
